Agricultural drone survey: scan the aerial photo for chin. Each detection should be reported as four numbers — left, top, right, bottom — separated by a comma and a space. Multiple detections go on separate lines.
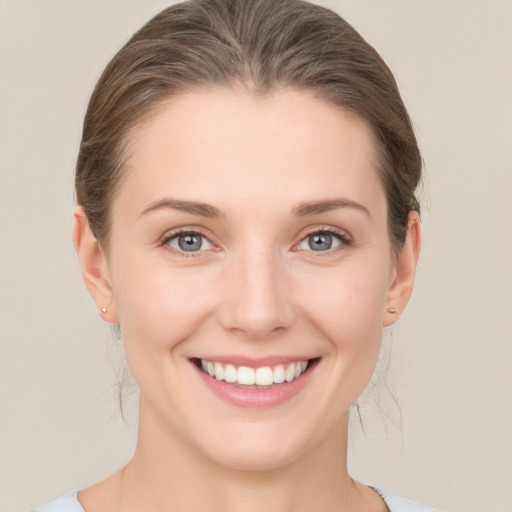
192, 420, 320, 472
205, 442, 302, 472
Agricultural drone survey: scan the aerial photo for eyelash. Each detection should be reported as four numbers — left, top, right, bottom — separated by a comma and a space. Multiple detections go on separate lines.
161, 226, 351, 257
161, 229, 214, 258
296, 226, 352, 253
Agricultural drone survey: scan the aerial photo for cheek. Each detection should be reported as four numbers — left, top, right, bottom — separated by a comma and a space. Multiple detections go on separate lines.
111, 258, 220, 357
110, 266, 215, 403
298, 259, 390, 378
302, 259, 389, 336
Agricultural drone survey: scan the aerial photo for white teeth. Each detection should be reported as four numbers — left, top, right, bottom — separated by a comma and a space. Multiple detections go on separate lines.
255, 366, 274, 386
237, 366, 255, 385
214, 362, 224, 381
224, 364, 237, 383
199, 359, 310, 386
285, 364, 296, 382
273, 364, 285, 384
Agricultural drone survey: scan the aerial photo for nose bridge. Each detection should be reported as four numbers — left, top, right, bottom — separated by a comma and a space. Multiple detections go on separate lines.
220, 242, 294, 339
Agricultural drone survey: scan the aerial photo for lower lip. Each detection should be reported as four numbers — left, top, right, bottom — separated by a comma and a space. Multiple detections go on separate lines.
193, 361, 317, 408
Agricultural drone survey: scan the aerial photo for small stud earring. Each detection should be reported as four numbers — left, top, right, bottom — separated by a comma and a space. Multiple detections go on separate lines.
387, 307, 397, 314
101, 306, 107, 313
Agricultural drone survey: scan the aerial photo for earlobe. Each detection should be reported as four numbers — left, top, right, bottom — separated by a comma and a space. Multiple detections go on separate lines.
72, 206, 119, 323
383, 211, 421, 327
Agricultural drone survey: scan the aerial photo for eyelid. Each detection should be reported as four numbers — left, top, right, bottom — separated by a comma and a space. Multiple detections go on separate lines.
160, 227, 218, 256
293, 225, 352, 252
168, 233, 212, 251
159, 224, 351, 256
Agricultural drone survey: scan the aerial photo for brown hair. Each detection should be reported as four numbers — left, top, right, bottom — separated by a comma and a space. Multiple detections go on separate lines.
76, 0, 421, 253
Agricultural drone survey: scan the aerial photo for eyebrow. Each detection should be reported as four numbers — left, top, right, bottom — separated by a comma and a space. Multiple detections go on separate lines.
139, 197, 370, 219
292, 198, 371, 218
139, 198, 223, 218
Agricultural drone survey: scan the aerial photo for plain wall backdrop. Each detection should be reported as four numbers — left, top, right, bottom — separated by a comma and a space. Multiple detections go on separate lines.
1, 1, 511, 511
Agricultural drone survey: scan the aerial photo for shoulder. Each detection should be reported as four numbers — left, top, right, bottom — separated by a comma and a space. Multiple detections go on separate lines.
30, 491, 84, 512
371, 487, 442, 512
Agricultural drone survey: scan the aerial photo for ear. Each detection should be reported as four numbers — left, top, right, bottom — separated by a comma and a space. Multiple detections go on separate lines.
382, 211, 421, 327
72, 206, 119, 324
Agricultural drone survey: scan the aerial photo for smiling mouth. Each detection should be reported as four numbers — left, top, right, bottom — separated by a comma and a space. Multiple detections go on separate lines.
192, 358, 320, 388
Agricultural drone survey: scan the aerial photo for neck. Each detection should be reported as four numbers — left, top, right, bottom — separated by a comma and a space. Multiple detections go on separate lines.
115, 396, 380, 512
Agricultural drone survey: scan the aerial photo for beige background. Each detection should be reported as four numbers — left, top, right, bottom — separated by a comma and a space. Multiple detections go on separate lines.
1, 1, 511, 511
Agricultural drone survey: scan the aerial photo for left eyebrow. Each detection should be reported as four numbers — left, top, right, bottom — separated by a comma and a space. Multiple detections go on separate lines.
292, 198, 371, 218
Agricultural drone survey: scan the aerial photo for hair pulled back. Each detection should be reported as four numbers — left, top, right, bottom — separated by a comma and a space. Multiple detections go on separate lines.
76, 0, 421, 253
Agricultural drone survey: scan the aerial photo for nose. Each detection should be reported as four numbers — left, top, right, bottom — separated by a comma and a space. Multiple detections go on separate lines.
218, 247, 296, 340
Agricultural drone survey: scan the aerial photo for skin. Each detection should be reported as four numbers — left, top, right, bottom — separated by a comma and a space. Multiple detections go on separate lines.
73, 88, 420, 512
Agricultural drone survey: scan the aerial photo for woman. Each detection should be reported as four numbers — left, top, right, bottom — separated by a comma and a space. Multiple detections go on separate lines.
33, 0, 437, 510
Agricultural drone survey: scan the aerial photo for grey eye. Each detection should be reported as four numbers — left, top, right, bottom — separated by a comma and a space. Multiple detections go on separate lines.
299, 232, 342, 252
169, 233, 212, 252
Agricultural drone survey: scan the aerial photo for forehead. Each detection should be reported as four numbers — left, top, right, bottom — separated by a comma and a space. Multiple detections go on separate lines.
120, 88, 385, 216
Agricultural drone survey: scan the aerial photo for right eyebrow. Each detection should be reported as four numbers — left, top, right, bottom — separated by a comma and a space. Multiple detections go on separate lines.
139, 198, 224, 219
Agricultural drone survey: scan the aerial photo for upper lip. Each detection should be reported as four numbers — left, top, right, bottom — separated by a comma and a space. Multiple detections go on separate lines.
190, 355, 318, 368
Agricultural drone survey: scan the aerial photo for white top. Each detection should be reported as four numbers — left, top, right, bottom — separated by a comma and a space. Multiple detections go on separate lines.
30, 488, 441, 511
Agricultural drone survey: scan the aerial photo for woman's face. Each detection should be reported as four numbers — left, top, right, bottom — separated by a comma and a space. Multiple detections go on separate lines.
77, 88, 418, 470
